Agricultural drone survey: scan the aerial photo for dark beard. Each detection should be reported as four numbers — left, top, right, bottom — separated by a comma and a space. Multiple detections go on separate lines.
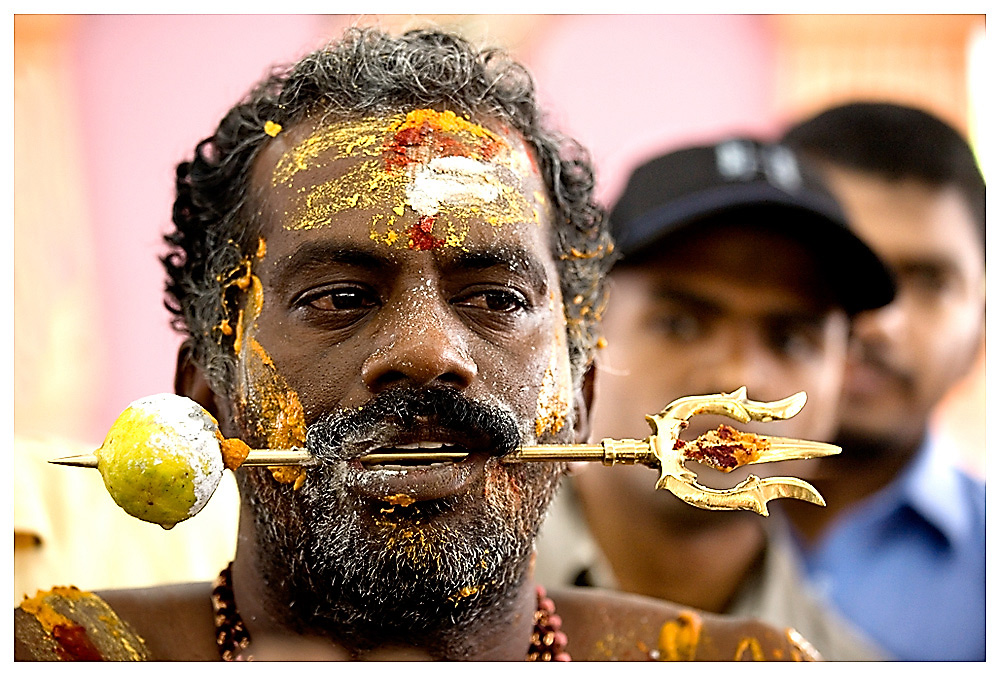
236, 386, 565, 656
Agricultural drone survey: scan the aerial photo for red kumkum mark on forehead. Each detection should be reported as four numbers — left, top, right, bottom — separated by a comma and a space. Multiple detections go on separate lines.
407, 216, 445, 251
383, 117, 505, 171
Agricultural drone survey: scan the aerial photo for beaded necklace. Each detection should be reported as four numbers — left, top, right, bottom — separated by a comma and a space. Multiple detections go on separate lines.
212, 564, 570, 661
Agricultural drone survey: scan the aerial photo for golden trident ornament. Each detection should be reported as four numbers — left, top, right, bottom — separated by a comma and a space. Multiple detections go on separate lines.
52, 388, 838, 517
502, 386, 836, 515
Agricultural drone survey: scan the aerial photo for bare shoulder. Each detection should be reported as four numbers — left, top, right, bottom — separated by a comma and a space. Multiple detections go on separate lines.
548, 586, 821, 662
15, 582, 218, 661
99, 582, 219, 660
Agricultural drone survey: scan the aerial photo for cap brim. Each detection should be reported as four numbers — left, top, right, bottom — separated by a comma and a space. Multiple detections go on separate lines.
612, 183, 896, 314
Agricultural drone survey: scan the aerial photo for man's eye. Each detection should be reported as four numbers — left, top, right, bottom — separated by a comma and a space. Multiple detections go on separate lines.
651, 310, 702, 342
904, 267, 949, 295
454, 289, 529, 314
768, 324, 822, 360
302, 287, 379, 312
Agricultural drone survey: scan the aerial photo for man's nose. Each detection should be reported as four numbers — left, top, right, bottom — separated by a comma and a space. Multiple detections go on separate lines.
361, 296, 478, 393
851, 300, 906, 348
702, 326, 773, 397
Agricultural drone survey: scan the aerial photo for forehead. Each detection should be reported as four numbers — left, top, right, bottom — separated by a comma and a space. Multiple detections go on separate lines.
249, 109, 553, 256
826, 169, 983, 267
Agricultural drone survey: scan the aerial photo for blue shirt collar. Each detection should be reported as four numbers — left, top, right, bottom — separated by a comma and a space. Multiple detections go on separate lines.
894, 434, 972, 545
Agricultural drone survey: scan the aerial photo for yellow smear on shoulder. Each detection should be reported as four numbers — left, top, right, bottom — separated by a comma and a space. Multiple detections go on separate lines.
734, 636, 765, 661
657, 610, 702, 661
20, 587, 92, 634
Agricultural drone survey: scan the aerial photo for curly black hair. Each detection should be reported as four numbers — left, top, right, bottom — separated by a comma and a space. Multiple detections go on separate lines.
163, 27, 614, 395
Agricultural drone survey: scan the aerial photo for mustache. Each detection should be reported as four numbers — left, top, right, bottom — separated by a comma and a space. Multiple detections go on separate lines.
848, 340, 914, 388
305, 386, 521, 461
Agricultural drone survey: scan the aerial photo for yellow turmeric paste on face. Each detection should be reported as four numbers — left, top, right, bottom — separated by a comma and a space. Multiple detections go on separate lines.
264, 120, 282, 137
224, 249, 308, 489
241, 339, 308, 488
273, 109, 537, 251
534, 301, 573, 439
389, 108, 502, 145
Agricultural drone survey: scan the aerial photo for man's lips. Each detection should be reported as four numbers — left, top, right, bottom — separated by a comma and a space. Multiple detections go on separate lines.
332, 427, 504, 504
347, 444, 494, 504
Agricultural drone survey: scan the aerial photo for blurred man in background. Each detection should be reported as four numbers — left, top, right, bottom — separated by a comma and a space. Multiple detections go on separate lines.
781, 102, 986, 661
535, 137, 894, 660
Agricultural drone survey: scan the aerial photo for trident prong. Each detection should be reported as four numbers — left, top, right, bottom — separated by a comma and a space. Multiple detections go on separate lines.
643, 388, 835, 515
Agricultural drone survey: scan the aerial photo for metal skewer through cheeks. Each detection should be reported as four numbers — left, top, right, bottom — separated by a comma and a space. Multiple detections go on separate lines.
51, 388, 839, 516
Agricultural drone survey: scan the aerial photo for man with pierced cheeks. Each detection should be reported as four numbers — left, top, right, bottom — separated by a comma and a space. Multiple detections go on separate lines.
15, 28, 819, 661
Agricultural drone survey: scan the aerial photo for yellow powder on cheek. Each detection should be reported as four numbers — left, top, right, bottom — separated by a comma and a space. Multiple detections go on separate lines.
227, 263, 308, 488
534, 299, 573, 439
484, 465, 523, 521
245, 340, 307, 448
240, 339, 308, 488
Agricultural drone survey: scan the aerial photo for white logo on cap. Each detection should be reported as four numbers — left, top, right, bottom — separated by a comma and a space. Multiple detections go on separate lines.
763, 146, 803, 192
715, 139, 803, 193
716, 139, 759, 180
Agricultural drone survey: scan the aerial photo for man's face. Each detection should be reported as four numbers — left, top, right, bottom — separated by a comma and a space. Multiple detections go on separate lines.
593, 223, 850, 443
822, 167, 986, 453
588, 223, 849, 498
215, 110, 580, 641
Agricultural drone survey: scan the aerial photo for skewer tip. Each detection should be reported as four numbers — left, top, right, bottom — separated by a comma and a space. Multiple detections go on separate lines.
49, 454, 100, 469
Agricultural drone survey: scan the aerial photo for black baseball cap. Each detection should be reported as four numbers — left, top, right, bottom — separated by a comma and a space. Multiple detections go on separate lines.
608, 138, 896, 314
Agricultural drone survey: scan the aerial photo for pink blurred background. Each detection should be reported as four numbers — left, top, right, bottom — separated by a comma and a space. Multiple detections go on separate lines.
14, 13, 986, 468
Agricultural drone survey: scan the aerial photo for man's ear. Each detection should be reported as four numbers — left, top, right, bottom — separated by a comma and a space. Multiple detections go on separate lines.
174, 341, 222, 420
573, 361, 596, 444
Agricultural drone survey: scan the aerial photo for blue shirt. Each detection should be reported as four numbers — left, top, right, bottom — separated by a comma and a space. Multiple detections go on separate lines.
791, 436, 986, 661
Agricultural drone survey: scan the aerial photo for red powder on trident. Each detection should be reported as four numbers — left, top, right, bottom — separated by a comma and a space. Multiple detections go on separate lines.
407, 216, 445, 251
